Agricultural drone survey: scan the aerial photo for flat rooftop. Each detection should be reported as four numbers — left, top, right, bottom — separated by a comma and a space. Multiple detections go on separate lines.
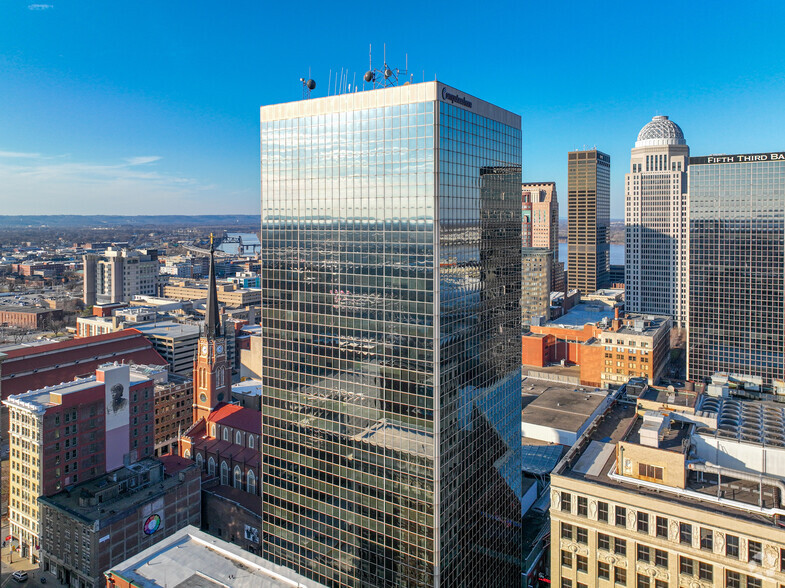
104, 526, 326, 588
522, 377, 609, 434
556, 401, 785, 527
353, 418, 434, 458
639, 385, 699, 409
232, 379, 262, 396
548, 303, 616, 328
38, 459, 192, 525
134, 321, 200, 338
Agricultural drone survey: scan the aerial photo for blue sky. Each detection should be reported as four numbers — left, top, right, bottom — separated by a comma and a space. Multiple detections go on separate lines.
1, 1, 784, 217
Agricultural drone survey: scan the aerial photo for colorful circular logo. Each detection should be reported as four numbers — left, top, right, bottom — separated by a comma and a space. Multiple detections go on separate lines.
143, 514, 161, 535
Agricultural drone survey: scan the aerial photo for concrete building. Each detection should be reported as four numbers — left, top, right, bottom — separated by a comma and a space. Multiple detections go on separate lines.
550, 390, 785, 588
3, 363, 156, 562
625, 115, 690, 327
523, 306, 671, 388
522, 247, 553, 328
37, 457, 201, 588
83, 248, 160, 306
523, 181, 565, 291
568, 150, 611, 294
131, 322, 201, 377
162, 280, 261, 307
231, 379, 262, 411
103, 526, 326, 588
260, 81, 523, 586
688, 151, 785, 386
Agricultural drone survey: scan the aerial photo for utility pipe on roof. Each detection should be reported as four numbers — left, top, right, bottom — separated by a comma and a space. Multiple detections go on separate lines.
688, 461, 785, 507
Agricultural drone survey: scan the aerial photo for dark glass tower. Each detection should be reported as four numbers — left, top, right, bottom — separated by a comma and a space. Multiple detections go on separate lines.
260, 82, 523, 587
688, 152, 785, 385
567, 149, 610, 294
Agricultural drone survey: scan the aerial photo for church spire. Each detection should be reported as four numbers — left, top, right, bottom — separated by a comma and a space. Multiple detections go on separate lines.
206, 233, 221, 338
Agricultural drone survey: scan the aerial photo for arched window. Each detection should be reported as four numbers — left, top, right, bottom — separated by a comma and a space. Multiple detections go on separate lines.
195, 453, 203, 469
246, 470, 256, 495
210, 423, 216, 437
222, 427, 229, 441
233, 466, 242, 489
248, 435, 254, 450
207, 456, 215, 476
220, 461, 229, 485
183, 448, 191, 459
235, 431, 242, 445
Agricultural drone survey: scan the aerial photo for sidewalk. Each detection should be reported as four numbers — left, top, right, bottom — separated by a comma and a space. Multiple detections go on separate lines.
0, 544, 68, 588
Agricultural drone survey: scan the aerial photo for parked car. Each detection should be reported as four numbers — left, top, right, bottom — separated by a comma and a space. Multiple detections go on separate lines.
12, 570, 29, 582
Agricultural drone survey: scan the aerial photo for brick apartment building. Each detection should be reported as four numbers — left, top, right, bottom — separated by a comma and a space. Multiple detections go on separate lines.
3, 363, 156, 562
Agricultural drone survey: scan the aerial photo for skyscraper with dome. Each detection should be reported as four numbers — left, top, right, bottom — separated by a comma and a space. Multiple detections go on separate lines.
625, 115, 690, 327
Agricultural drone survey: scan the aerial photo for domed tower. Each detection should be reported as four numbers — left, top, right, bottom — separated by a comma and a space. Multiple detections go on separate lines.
625, 115, 690, 336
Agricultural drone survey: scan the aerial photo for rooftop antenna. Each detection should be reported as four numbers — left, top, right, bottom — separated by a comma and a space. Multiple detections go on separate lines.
364, 42, 409, 89
299, 68, 316, 99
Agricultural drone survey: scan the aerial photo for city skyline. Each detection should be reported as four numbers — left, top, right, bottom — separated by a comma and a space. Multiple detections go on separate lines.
2, 1, 785, 216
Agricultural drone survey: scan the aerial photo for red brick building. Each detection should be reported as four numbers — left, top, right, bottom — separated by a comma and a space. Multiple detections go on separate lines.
3, 363, 156, 562
0, 329, 165, 402
0, 307, 64, 329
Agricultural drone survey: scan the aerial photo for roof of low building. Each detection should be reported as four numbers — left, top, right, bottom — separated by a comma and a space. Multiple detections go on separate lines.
104, 526, 326, 588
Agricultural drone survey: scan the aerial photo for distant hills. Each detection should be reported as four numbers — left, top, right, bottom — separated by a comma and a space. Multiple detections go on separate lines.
0, 215, 261, 228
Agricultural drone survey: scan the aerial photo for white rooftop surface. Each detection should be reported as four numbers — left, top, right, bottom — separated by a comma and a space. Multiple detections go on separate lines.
572, 440, 615, 477
106, 526, 326, 588
353, 418, 434, 458
134, 321, 200, 337
232, 379, 262, 396
549, 304, 615, 328
4, 366, 150, 408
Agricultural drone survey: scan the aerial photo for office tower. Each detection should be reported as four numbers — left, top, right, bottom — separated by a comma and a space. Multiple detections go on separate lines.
2, 364, 155, 562
260, 82, 523, 587
550, 390, 785, 588
522, 188, 533, 247
523, 181, 565, 291
625, 115, 690, 326
83, 247, 160, 306
567, 150, 610, 294
521, 247, 552, 328
688, 151, 785, 385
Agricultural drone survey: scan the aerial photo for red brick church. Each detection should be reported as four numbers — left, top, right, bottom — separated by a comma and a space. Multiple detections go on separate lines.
178, 237, 262, 552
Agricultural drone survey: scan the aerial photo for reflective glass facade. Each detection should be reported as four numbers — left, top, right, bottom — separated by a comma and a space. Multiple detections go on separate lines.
260, 82, 522, 587
688, 154, 785, 385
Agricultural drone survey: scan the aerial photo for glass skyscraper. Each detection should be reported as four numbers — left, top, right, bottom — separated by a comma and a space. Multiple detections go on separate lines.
688, 152, 785, 385
260, 82, 523, 587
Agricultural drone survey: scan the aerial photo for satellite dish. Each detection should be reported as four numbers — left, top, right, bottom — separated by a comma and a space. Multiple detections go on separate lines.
306, 79, 316, 90
364, 71, 374, 83
384, 68, 393, 78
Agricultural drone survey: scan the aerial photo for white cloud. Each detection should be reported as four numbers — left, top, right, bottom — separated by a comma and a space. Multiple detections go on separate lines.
0, 150, 42, 158
0, 152, 229, 214
28, 4, 53, 10
125, 156, 162, 166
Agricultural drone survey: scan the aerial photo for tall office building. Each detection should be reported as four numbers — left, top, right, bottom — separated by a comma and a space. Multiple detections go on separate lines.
567, 150, 610, 294
625, 116, 690, 326
83, 247, 160, 306
523, 181, 565, 291
688, 151, 785, 385
260, 82, 523, 587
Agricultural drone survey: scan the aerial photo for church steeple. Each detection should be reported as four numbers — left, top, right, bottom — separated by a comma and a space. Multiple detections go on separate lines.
206, 233, 221, 338
192, 233, 229, 422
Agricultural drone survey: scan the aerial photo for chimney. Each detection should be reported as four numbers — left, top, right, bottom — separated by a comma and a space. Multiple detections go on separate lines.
611, 306, 622, 331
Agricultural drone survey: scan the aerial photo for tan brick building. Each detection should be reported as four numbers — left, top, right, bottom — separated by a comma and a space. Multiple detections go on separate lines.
550, 394, 785, 588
